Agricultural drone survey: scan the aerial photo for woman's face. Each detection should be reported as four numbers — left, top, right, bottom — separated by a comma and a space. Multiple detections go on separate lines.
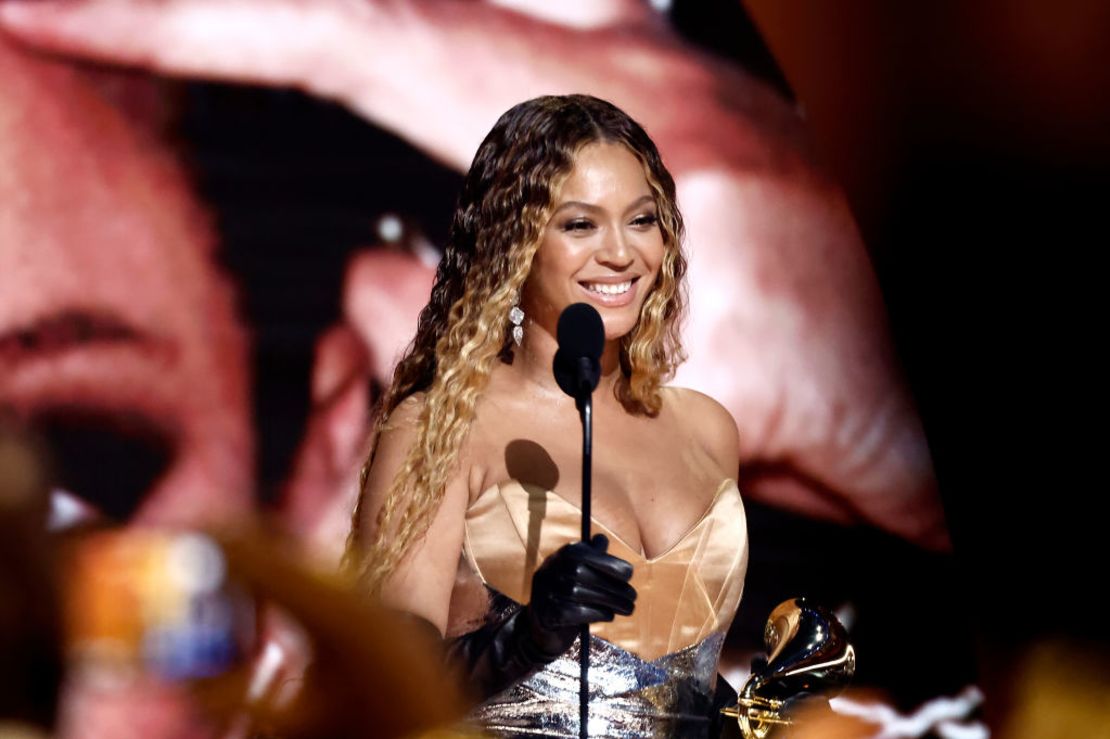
524, 141, 665, 341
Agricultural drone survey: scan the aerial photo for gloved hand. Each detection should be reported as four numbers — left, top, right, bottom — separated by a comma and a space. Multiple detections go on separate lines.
447, 533, 635, 700
524, 533, 637, 657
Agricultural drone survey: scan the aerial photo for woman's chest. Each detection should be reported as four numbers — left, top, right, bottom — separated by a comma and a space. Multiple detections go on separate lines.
465, 408, 722, 560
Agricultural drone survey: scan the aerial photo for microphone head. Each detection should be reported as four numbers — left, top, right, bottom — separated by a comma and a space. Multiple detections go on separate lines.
556, 303, 605, 360
553, 303, 604, 400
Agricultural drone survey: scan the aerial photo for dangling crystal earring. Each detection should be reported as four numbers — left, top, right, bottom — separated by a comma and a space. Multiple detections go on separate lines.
509, 295, 525, 346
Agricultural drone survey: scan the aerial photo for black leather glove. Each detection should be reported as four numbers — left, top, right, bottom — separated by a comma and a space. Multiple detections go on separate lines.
447, 533, 636, 700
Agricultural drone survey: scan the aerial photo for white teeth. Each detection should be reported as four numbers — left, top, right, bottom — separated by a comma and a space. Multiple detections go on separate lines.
583, 281, 632, 296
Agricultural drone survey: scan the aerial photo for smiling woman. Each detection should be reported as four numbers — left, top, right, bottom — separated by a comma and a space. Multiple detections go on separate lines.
527, 144, 666, 334
348, 95, 743, 737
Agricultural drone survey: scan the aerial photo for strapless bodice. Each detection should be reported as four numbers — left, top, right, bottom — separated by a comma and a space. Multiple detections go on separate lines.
459, 478, 749, 662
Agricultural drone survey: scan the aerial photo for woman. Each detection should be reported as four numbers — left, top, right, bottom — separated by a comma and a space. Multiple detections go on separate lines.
349, 94, 746, 737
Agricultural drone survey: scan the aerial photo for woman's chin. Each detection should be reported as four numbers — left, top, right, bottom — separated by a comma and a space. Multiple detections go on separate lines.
601, 314, 641, 342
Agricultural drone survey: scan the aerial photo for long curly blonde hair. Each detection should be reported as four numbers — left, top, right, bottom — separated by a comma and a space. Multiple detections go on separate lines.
347, 95, 687, 594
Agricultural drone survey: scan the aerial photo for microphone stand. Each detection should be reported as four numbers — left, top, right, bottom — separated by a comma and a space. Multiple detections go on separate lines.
552, 303, 605, 739
576, 387, 592, 739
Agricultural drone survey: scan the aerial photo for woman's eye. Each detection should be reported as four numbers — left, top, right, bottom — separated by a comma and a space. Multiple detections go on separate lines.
631, 213, 658, 228
563, 219, 595, 232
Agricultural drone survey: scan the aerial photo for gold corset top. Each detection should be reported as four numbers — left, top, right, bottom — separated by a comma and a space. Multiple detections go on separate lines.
459, 478, 749, 662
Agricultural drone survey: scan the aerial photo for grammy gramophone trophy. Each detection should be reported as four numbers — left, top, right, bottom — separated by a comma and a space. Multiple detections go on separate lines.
721, 597, 857, 738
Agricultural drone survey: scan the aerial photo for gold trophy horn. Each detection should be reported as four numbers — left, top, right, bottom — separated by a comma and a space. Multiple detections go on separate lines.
722, 597, 856, 738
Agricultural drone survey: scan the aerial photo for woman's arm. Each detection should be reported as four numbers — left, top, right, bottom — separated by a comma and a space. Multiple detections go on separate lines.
354, 396, 468, 633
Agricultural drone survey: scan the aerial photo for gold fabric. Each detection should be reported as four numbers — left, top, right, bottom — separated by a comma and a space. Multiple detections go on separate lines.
458, 478, 748, 662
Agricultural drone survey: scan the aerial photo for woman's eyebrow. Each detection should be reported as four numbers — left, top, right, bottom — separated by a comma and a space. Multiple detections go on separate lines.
0, 309, 164, 364
551, 194, 655, 216
551, 200, 601, 215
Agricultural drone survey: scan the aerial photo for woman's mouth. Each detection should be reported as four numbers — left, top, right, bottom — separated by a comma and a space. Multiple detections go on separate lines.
578, 277, 638, 306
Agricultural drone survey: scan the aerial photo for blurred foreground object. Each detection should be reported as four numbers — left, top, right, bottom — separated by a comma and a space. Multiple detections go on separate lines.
995, 639, 1110, 739
723, 598, 856, 738
0, 425, 61, 735
62, 529, 254, 684
196, 526, 470, 738
55, 521, 470, 739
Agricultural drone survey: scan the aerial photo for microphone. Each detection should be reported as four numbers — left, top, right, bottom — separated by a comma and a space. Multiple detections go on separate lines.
551, 302, 605, 739
553, 303, 604, 403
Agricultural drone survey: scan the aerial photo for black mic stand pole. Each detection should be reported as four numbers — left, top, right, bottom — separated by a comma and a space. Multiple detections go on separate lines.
577, 386, 592, 739
553, 303, 605, 739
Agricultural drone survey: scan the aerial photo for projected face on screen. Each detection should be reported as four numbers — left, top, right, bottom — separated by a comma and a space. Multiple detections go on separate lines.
0, 40, 253, 530
0, 0, 945, 548
0, 2, 979, 733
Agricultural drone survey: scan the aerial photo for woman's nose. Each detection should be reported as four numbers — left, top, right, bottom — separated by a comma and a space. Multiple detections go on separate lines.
596, 227, 633, 267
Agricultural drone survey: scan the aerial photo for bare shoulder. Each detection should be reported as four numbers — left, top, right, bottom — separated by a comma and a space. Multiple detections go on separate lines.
382, 392, 426, 432
359, 393, 427, 526
375, 392, 479, 503
663, 386, 740, 476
